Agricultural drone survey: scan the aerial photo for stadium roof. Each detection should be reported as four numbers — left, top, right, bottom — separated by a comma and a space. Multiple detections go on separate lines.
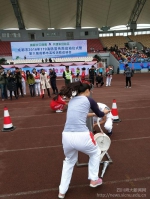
0, 0, 150, 30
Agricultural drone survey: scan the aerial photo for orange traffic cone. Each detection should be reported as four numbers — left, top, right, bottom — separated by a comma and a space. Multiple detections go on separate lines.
2, 107, 16, 132
111, 99, 121, 123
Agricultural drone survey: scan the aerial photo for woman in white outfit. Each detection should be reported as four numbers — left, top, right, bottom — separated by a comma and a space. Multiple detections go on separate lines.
105, 66, 113, 86
58, 82, 110, 198
93, 102, 113, 136
40, 69, 51, 98
32, 68, 41, 96
19, 69, 26, 95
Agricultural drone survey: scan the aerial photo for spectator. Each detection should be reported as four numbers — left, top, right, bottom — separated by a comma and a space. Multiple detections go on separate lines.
49, 68, 58, 94
89, 65, 96, 85
76, 67, 80, 77
124, 64, 132, 88
7, 72, 18, 100
63, 66, 73, 85
0, 66, 6, 101
105, 66, 113, 86
14, 67, 24, 97
40, 69, 51, 98
32, 68, 41, 96
26, 70, 35, 97
49, 58, 52, 63
20, 69, 26, 95
96, 73, 104, 87
81, 67, 86, 82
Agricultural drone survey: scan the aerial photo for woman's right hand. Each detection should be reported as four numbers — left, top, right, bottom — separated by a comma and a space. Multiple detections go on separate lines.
103, 109, 110, 114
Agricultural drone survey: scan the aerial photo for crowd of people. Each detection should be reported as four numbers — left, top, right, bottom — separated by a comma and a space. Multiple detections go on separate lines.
0, 62, 134, 102
0, 66, 59, 101
106, 44, 150, 63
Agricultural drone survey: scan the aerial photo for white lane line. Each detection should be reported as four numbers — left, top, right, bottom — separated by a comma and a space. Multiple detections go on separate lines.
0, 106, 150, 119
123, 117, 150, 121
17, 124, 64, 130
0, 176, 149, 198
16, 117, 150, 129
0, 136, 149, 153
0, 105, 149, 119
0, 145, 62, 153
0, 113, 66, 119
112, 136, 150, 142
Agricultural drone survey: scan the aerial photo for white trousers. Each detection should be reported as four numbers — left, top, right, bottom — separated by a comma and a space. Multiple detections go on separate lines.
106, 76, 112, 86
59, 131, 101, 194
22, 81, 26, 94
35, 82, 41, 95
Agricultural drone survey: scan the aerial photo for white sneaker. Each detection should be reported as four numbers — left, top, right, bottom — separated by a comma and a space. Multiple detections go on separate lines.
56, 110, 63, 113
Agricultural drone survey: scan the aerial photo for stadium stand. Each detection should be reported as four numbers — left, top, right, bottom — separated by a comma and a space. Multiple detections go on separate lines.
100, 36, 127, 49
87, 39, 103, 52
0, 41, 11, 56
129, 34, 150, 47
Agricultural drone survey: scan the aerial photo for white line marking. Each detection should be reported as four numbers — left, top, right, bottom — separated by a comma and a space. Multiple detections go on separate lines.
14, 117, 150, 130
18, 124, 64, 130
112, 136, 150, 142
0, 113, 66, 119
0, 177, 149, 198
0, 106, 150, 119
0, 145, 62, 153
0, 136, 149, 153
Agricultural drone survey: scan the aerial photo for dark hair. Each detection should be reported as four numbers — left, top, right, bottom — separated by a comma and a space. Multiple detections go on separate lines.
53, 81, 92, 99
26, 71, 34, 79
32, 68, 36, 72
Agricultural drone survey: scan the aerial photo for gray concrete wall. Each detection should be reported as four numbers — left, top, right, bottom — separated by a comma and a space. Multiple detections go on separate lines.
0, 28, 99, 41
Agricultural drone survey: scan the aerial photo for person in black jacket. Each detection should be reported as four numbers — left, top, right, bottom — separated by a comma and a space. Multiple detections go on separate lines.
14, 67, 23, 97
96, 73, 104, 87
89, 65, 96, 85
7, 72, 18, 100
49, 68, 58, 94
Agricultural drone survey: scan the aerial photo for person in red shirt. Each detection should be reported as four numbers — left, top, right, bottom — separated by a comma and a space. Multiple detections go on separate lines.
50, 94, 68, 113
81, 67, 86, 83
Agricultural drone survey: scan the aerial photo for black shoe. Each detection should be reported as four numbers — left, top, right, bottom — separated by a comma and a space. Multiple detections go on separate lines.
107, 131, 112, 137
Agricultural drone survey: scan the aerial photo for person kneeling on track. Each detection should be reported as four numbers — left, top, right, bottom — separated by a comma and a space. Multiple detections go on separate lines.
50, 92, 68, 113
96, 73, 104, 87
93, 102, 113, 137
